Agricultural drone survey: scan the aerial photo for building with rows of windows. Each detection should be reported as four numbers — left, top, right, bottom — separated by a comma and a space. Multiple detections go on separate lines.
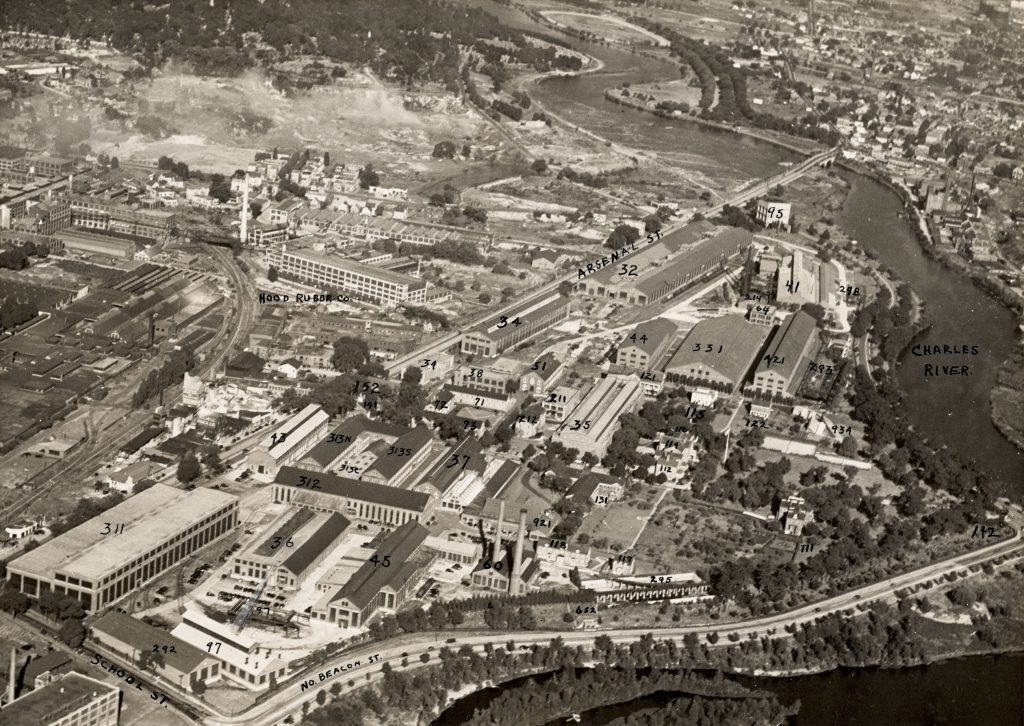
6, 484, 238, 612
264, 242, 427, 307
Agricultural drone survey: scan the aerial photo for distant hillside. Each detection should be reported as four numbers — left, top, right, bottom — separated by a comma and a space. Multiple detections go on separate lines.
0, 0, 574, 83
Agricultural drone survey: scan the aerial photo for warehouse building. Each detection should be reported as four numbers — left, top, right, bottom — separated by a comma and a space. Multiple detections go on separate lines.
553, 374, 644, 457
170, 609, 287, 690
461, 293, 571, 357
615, 318, 678, 370
264, 242, 427, 307
295, 415, 410, 473
664, 315, 771, 393
0, 672, 119, 726
316, 521, 434, 628
53, 228, 135, 259
90, 610, 222, 691
6, 485, 238, 612
575, 226, 751, 305
360, 426, 436, 488
231, 509, 351, 590
248, 404, 331, 480
273, 466, 434, 525
746, 311, 819, 400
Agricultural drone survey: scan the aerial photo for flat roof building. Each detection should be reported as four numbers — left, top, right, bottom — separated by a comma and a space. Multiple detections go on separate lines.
7, 484, 238, 612
0, 672, 119, 726
665, 315, 771, 393
553, 374, 644, 457
264, 242, 427, 307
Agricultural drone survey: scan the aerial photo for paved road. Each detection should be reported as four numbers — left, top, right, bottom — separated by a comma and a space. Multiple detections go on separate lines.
201, 528, 1023, 726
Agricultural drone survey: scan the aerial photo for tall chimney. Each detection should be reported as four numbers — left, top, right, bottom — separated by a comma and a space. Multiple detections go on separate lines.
9, 647, 16, 703
240, 176, 249, 246
510, 509, 527, 595
491, 500, 505, 564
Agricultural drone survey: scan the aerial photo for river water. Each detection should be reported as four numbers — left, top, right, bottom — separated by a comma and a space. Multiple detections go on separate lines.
436, 3, 1023, 722
436, 653, 1024, 725
837, 173, 1023, 489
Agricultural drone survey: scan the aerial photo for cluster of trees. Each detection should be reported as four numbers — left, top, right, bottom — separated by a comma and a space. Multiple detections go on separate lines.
430, 141, 470, 160
2, 0, 542, 87
400, 305, 449, 330
604, 223, 641, 250
491, 98, 524, 121
471, 665, 780, 726
156, 155, 191, 180
440, 205, 487, 226
0, 297, 38, 331
428, 183, 460, 206
714, 204, 759, 232
850, 283, 916, 361
132, 347, 197, 408
0, 243, 39, 270
557, 166, 609, 188
400, 239, 484, 266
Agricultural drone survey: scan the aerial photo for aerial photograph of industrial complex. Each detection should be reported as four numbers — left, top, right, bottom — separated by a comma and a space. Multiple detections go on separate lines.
0, 0, 1022, 724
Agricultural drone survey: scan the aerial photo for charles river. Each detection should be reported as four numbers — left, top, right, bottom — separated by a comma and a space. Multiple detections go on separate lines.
447, 3, 1024, 722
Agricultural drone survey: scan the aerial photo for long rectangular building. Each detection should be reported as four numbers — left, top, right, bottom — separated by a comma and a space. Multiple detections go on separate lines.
576, 226, 752, 305
91, 610, 222, 691
0, 672, 119, 726
747, 311, 819, 399
231, 509, 350, 589
264, 242, 427, 307
460, 293, 571, 357
7, 484, 238, 612
553, 374, 644, 457
316, 520, 433, 628
248, 404, 331, 480
273, 466, 434, 526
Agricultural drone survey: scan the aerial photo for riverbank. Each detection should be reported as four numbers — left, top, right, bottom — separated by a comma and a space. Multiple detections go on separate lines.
603, 86, 823, 157
992, 344, 1024, 452
837, 159, 1024, 472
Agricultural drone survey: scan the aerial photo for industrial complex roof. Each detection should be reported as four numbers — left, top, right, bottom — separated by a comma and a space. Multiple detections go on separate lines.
9, 484, 238, 581
275, 466, 432, 511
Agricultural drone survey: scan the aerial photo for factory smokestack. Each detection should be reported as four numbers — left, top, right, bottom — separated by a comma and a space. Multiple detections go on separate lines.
240, 176, 249, 247
492, 500, 505, 564
510, 508, 527, 595
8, 646, 16, 703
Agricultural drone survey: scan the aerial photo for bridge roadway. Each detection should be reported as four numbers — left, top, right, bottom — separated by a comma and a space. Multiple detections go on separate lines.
201, 524, 1020, 726
383, 148, 839, 377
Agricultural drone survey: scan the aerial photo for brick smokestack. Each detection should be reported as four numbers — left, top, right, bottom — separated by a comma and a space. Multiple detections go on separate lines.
240, 176, 249, 247
510, 508, 527, 595
492, 500, 505, 564
8, 646, 15, 703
